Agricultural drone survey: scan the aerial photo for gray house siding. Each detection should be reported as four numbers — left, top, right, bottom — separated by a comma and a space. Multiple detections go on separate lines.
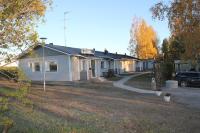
71, 56, 80, 81
19, 55, 71, 81
19, 46, 72, 81
21, 46, 65, 58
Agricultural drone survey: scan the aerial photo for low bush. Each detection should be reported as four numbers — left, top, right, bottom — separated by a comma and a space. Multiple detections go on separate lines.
107, 69, 114, 78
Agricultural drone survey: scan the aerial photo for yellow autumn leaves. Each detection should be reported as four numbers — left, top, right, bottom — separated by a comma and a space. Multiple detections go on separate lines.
0, 0, 47, 20
0, 0, 50, 56
130, 18, 158, 59
151, 0, 200, 62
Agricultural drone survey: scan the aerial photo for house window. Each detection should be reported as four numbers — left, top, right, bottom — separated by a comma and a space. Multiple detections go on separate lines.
34, 62, 40, 72
101, 61, 105, 69
46, 61, 58, 72
49, 62, 58, 72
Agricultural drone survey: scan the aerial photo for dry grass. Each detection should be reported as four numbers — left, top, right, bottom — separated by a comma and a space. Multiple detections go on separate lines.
1, 80, 200, 133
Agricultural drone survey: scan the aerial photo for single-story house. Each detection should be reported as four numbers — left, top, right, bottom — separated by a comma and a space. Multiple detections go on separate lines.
18, 43, 139, 81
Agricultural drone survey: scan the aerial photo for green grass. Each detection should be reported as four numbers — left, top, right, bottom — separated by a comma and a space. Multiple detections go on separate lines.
106, 76, 122, 81
0, 87, 16, 96
125, 73, 153, 90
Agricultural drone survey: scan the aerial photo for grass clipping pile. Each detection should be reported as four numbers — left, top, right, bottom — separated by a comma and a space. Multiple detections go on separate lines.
0, 69, 32, 133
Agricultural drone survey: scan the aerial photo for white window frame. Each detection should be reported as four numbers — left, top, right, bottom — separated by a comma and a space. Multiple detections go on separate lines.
28, 62, 33, 71
45, 60, 58, 72
33, 62, 41, 72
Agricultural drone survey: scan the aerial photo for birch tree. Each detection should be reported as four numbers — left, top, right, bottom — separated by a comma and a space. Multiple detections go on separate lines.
0, 0, 50, 59
0, 0, 50, 132
129, 18, 158, 59
151, 0, 200, 64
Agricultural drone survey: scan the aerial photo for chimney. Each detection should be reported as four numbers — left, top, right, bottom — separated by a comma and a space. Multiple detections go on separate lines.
104, 49, 108, 55
116, 52, 118, 55
93, 48, 95, 52
125, 53, 126, 56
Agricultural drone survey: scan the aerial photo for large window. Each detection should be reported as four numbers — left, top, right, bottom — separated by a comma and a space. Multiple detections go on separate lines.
46, 61, 58, 72
49, 61, 58, 72
28, 61, 57, 72
34, 62, 40, 72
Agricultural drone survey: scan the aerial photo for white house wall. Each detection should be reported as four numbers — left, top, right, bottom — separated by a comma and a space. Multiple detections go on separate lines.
71, 56, 80, 81
96, 60, 101, 77
99, 59, 136, 75
119, 60, 136, 73
115, 60, 122, 74
18, 55, 72, 81
136, 61, 143, 71
100, 59, 115, 76
100, 60, 108, 75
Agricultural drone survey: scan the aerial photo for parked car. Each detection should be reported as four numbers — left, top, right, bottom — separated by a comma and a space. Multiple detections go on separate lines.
175, 72, 200, 87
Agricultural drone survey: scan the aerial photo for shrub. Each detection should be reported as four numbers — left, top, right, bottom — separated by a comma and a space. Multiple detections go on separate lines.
0, 67, 19, 80
161, 62, 174, 80
154, 61, 174, 88
107, 69, 114, 78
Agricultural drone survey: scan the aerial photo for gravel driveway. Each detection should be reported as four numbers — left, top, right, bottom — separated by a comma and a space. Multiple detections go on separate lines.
163, 87, 200, 109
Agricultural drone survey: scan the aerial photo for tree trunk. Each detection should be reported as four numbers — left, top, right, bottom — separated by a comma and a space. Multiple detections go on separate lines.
2, 125, 12, 133
155, 63, 162, 89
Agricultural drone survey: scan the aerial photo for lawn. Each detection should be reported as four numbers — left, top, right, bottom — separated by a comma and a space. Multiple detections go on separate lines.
125, 73, 153, 90
1, 80, 200, 133
105, 76, 122, 81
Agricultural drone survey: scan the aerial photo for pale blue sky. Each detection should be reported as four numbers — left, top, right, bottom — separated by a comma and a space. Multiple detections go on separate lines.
37, 0, 170, 55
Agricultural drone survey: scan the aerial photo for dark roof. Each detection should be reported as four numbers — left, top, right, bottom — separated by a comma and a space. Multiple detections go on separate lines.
44, 44, 139, 60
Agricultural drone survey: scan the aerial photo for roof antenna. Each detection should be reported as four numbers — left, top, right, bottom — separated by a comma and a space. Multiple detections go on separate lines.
64, 11, 69, 47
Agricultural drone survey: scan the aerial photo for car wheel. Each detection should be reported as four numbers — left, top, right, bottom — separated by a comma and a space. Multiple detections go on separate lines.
180, 81, 187, 87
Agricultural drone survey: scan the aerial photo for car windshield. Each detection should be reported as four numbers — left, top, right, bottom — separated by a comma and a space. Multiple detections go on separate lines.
180, 72, 200, 77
